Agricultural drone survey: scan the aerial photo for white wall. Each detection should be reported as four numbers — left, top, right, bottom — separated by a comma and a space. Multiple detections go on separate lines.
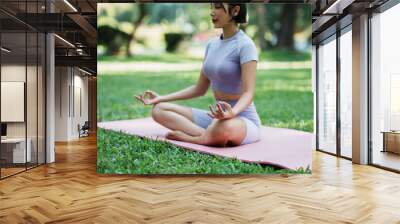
1, 63, 46, 164
55, 66, 70, 141
55, 67, 89, 141
1, 65, 27, 138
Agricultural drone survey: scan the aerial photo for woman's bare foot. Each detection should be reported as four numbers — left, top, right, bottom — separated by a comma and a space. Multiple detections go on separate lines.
165, 130, 187, 141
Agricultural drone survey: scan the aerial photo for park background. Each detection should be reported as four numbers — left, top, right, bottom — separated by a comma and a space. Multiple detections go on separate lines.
97, 3, 313, 174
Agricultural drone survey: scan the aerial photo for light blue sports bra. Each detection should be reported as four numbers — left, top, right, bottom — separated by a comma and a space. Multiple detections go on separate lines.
202, 29, 258, 94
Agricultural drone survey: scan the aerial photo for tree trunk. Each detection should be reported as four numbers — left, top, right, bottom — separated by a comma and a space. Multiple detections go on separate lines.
126, 4, 147, 57
255, 5, 267, 50
276, 5, 297, 50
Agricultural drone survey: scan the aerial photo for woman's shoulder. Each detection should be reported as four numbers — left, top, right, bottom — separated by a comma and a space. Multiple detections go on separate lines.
237, 30, 256, 47
236, 30, 258, 64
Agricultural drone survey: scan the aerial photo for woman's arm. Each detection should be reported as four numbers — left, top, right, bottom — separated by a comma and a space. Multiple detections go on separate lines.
158, 70, 210, 103
230, 60, 257, 116
208, 61, 256, 119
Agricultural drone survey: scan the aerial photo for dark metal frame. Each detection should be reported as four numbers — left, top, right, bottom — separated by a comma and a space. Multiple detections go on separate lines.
0, 0, 47, 180
367, 10, 373, 166
336, 19, 341, 157
315, 44, 319, 151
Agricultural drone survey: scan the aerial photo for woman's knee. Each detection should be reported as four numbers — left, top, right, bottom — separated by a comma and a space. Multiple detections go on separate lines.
151, 102, 168, 121
209, 120, 235, 140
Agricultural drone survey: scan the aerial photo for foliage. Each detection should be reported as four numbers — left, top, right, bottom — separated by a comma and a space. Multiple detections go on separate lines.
164, 33, 187, 52
97, 3, 312, 56
98, 25, 130, 55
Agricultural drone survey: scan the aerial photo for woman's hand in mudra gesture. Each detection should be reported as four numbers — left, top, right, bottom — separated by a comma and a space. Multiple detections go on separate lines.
135, 90, 162, 106
208, 101, 236, 120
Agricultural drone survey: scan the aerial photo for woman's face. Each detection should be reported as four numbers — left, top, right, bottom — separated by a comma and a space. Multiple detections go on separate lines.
210, 3, 238, 29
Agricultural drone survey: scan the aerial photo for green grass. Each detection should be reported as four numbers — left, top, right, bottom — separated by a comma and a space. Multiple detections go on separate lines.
259, 49, 311, 62
97, 58, 313, 174
98, 69, 313, 132
98, 49, 311, 63
98, 53, 202, 63
97, 128, 311, 174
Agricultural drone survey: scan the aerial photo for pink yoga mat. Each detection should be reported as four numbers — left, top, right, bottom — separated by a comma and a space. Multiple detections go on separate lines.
98, 117, 313, 170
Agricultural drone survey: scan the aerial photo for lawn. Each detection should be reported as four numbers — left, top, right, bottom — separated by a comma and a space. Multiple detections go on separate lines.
97, 55, 313, 174
97, 49, 311, 63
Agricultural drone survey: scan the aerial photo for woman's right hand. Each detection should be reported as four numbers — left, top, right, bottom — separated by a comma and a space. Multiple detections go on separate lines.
135, 90, 162, 105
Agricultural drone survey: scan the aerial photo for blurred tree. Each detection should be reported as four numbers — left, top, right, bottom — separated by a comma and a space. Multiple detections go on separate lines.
148, 4, 183, 24
98, 25, 130, 55
125, 3, 148, 56
255, 5, 267, 50
98, 4, 153, 56
276, 4, 297, 50
97, 3, 311, 55
251, 4, 310, 51
296, 4, 312, 32
98, 4, 131, 55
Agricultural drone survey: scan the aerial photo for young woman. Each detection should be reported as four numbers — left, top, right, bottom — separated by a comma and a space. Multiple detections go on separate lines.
136, 3, 261, 147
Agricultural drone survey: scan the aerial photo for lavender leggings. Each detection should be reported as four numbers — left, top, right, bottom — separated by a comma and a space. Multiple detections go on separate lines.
191, 100, 262, 145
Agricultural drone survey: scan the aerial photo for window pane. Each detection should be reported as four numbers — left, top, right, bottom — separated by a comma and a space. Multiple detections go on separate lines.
340, 29, 352, 158
318, 37, 337, 154
371, 3, 400, 171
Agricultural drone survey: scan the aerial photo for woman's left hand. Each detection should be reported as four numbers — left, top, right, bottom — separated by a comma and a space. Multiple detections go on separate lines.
208, 101, 236, 120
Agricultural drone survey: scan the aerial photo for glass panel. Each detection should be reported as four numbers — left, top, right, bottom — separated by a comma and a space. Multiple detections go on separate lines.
340, 29, 352, 158
27, 30, 38, 169
0, 1, 46, 178
318, 37, 337, 154
38, 32, 45, 165
26, 0, 39, 169
35, 0, 46, 165
0, 7, 27, 177
371, 4, 400, 171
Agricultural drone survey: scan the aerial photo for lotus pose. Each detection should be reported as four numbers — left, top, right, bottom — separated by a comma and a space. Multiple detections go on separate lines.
136, 3, 261, 147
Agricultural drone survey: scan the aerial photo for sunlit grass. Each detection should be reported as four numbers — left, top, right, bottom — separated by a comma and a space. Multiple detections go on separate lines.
98, 49, 311, 63
98, 68, 313, 132
97, 58, 313, 174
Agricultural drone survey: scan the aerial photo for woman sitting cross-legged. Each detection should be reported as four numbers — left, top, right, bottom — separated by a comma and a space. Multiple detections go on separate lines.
135, 3, 261, 147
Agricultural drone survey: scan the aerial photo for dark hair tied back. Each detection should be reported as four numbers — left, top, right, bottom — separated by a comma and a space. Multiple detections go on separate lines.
212, 3, 247, 24
229, 3, 247, 24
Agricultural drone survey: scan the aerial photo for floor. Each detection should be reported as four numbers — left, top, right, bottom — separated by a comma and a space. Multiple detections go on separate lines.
0, 167, 25, 178
372, 150, 400, 171
1, 163, 44, 178
0, 135, 400, 223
